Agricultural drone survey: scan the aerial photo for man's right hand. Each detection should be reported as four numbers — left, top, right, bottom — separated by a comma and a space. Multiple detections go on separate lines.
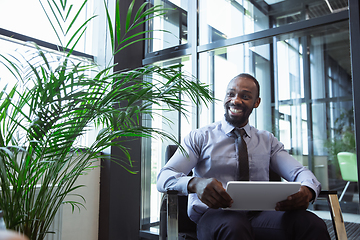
187, 177, 233, 209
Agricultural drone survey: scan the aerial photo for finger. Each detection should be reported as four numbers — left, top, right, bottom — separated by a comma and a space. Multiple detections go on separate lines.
276, 194, 309, 211
204, 186, 232, 208
275, 199, 291, 211
202, 195, 220, 208
213, 183, 233, 206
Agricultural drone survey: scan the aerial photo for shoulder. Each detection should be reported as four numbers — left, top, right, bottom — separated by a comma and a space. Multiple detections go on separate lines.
249, 126, 274, 138
249, 126, 281, 145
191, 121, 223, 135
184, 121, 224, 145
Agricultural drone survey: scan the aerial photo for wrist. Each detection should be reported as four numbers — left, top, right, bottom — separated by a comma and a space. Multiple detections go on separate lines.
305, 186, 315, 202
187, 177, 199, 193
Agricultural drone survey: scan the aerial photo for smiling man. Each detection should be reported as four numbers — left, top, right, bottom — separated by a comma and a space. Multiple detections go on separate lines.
157, 73, 330, 240
224, 73, 260, 128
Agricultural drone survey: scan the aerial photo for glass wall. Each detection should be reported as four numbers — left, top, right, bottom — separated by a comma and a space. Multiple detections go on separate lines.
141, 56, 196, 229
275, 21, 356, 208
141, 0, 359, 234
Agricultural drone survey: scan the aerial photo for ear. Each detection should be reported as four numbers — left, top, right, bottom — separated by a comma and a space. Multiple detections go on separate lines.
253, 97, 261, 108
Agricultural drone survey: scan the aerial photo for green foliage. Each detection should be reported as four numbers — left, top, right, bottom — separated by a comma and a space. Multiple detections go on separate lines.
0, 1, 213, 239
325, 107, 356, 161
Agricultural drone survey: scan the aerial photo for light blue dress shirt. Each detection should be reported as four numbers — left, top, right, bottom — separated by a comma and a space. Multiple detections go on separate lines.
157, 117, 321, 223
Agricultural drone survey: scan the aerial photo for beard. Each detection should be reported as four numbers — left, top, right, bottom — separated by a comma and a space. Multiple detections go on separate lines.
224, 112, 247, 127
224, 103, 252, 127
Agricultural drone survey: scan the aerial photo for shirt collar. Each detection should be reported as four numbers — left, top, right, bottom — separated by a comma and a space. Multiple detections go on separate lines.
221, 116, 251, 137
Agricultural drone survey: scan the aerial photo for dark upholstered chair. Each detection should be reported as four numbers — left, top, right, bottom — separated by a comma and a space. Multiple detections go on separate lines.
159, 145, 348, 240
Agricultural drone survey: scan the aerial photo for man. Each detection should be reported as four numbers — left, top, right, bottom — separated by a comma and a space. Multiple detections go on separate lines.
157, 73, 330, 239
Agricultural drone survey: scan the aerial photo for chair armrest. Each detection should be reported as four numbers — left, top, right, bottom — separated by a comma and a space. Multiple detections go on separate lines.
167, 190, 179, 240
319, 191, 348, 240
159, 191, 179, 240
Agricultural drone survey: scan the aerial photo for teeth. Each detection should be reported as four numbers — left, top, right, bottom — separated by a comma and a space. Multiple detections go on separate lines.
230, 107, 242, 113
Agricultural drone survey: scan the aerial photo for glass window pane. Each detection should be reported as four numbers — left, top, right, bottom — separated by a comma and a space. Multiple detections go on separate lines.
148, 0, 188, 52
310, 24, 351, 100
0, 39, 19, 91
0, 0, 95, 54
199, 0, 269, 45
275, 21, 358, 209
141, 56, 195, 230
277, 39, 304, 101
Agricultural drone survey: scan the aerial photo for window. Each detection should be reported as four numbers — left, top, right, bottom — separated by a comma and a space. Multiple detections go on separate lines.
0, 0, 96, 54
199, 0, 269, 45
147, 0, 189, 53
0, 0, 113, 147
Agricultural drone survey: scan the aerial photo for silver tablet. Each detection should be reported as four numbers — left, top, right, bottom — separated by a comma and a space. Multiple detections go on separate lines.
225, 181, 301, 211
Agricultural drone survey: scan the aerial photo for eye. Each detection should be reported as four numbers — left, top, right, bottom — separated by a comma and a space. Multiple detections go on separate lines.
227, 92, 235, 97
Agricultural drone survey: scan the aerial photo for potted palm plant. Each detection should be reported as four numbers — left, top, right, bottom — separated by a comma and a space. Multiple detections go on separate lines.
324, 107, 356, 179
0, 0, 213, 239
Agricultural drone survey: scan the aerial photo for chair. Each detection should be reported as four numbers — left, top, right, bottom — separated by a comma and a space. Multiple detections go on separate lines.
337, 152, 358, 201
159, 145, 348, 240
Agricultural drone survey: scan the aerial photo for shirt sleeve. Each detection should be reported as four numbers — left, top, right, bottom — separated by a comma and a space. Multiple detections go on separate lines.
156, 132, 200, 195
269, 135, 322, 200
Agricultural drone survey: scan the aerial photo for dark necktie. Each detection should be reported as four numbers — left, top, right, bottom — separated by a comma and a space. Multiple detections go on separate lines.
234, 128, 249, 181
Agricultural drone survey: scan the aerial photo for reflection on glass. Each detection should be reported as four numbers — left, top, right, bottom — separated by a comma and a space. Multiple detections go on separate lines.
148, 0, 188, 52
199, 0, 269, 45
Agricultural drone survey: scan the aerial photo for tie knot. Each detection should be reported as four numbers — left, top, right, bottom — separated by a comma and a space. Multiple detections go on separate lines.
233, 128, 246, 138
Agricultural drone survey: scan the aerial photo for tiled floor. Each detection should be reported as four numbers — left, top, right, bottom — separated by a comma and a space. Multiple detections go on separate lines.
311, 210, 360, 223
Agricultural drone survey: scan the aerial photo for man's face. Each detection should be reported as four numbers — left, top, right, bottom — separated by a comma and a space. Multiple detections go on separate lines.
223, 77, 261, 127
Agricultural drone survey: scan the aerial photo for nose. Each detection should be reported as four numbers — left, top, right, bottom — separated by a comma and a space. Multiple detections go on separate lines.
231, 95, 242, 105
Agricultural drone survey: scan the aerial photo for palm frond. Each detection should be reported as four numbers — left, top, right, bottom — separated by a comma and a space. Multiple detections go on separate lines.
0, 1, 214, 239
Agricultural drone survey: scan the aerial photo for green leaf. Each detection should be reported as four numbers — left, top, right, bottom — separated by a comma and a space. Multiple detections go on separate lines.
115, 0, 121, 46
125, 0, 135, 33
104, 0, 115, 52
65, 0, 87, 35
39, 0, 63, 46
134, 2, 149, 22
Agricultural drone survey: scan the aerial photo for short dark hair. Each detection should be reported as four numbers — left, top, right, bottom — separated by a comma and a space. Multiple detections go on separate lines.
232, 73, 260, 99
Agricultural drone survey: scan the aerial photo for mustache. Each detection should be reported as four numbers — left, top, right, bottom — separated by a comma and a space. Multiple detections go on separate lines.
227, 103, 243, 108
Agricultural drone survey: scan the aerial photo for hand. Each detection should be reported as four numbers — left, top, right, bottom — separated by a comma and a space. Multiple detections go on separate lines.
275, 186, 314, 211
0, 230, 29, 240
187, 177, 233, 209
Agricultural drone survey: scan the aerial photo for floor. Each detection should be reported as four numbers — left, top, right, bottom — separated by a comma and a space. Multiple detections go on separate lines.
312, 210, 360, 223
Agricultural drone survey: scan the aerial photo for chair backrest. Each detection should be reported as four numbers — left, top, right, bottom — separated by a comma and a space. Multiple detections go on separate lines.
337, 152, 358, 182
164, 145, 197, 237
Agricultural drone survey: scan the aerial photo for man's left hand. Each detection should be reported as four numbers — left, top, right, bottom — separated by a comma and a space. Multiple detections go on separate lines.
275, 186, 313, 211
